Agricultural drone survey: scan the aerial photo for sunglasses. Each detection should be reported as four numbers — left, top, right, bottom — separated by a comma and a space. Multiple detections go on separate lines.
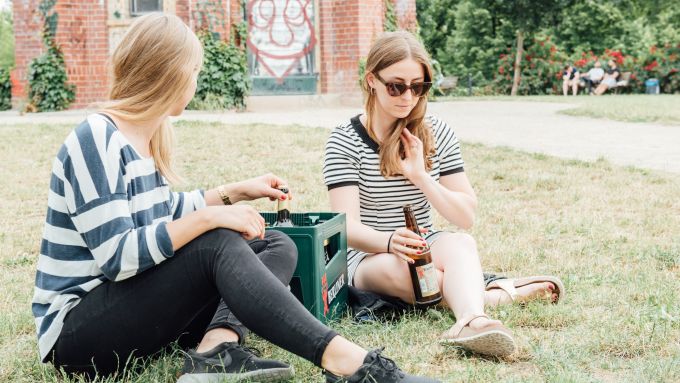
374, 73, 432, 97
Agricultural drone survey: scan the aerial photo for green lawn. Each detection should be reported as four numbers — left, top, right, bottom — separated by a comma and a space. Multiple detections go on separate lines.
1, 120, 679, 382
434, 95, 680, 126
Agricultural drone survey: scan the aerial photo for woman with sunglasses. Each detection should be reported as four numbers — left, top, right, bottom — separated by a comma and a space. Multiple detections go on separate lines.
323, 31, 563, 357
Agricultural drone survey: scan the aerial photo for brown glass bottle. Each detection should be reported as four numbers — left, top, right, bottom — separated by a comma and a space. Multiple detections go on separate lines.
273, 186, 294, 227
403, 205, 442, 306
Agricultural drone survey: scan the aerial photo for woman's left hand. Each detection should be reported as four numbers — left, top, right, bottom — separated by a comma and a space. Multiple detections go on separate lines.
237, 173, 292, 202
399, 128, 428, 184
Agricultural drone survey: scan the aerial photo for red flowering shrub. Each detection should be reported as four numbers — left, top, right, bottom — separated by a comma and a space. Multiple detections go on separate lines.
492, 36, 678, 95
494, 35, 567, 95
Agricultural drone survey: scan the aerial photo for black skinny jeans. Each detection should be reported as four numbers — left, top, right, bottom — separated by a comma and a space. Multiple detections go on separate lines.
50, 229, 338, 377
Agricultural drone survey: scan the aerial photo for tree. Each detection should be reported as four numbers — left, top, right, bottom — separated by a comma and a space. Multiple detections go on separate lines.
556, 1, 626, 53
485, 0, 564, 95
416, 0, 459, 59
438, 0, 502, 80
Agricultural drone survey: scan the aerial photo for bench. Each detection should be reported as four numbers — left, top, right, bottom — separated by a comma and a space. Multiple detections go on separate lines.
613, 72, 632, 93
436, 76, 458, 94
579, 71, 631, 94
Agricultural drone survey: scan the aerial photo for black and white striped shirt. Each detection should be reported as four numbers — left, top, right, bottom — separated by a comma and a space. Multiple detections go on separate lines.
324, 113, 464, 236
32, 114, 205, 361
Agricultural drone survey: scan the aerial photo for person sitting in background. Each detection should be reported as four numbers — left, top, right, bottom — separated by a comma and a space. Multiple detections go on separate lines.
562, 64, 580, 96
582, 61, 605, 94
594, 59, 621, 95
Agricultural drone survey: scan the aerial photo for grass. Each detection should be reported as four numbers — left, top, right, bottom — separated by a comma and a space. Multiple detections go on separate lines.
433, 94, 680, 126
1, 119, 679, 382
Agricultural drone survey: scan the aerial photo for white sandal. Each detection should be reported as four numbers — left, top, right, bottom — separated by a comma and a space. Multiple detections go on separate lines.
487, 275, 565, 304
439, 314, 515, 357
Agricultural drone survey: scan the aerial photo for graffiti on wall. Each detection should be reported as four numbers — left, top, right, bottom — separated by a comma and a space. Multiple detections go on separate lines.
246, 0, 316, 82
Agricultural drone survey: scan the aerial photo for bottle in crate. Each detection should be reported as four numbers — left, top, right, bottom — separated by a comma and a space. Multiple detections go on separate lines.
273, 186, 293, 227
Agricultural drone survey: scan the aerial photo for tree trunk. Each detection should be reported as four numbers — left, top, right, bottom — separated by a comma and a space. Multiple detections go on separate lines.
511, 30, 524, 96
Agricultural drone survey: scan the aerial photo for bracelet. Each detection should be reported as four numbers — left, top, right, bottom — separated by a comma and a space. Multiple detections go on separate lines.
217, 185, 232, 205
386, 232, 395, 253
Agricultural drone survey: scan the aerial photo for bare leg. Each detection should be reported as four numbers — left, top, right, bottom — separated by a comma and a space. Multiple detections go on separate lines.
354, 233, 501, 331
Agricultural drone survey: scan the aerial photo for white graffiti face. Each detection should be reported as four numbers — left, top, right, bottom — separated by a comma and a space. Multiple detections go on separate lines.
247, 0, 316, 79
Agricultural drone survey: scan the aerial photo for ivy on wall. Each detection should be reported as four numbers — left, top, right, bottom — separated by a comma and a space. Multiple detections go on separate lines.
26, 0, 75, 112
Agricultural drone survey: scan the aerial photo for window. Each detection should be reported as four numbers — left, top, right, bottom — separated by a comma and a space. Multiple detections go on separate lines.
130, 0, 162, 16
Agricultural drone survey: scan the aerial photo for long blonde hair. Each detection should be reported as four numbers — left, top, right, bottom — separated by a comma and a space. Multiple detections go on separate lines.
100, 13, 203, 184
362, 31, 434, 178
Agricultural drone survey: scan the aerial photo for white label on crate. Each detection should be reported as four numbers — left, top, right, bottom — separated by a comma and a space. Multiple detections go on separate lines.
328, 273, 345, 304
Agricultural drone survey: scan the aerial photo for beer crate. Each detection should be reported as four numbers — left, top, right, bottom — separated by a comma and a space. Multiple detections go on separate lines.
262, 212, 348, 323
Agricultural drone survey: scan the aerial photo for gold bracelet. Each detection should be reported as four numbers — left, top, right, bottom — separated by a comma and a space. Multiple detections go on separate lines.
217, 185, 232, 205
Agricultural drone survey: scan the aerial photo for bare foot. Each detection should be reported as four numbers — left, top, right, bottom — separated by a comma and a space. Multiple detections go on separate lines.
467, 316, 501, 329
485, 282, 557, 306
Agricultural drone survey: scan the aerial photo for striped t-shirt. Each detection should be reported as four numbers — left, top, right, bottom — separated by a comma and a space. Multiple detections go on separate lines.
32, 114, 205, 361
323, 114, 464, 279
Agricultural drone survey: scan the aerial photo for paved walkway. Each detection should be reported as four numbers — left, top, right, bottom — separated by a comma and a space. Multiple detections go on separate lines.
1, 101, 678, 173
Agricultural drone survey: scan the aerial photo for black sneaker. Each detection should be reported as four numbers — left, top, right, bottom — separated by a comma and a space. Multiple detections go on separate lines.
177, 342, 294, 382
324, 348, 440, 383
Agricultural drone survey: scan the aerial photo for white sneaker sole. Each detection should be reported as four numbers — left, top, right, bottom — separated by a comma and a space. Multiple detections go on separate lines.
177, 366, 294, 382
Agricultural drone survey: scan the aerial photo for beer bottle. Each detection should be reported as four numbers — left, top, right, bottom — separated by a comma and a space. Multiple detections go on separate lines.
273, 186, 294, 227
403, 205, 442, 306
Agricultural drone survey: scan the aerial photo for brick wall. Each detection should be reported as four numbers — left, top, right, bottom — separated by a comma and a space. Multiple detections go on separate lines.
12, 0, 108, 109
10, 0, 42, 108
11, 0, 416, 109
319, 0, 383, 95
318, 0, 417, 95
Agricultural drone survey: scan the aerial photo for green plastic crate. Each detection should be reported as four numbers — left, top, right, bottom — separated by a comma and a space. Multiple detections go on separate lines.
262, 212, 348, 323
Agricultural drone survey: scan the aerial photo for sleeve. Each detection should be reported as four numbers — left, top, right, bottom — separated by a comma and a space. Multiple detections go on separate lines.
323, 128, 361, 190
432, 116, 465, 176
170, 190, 206, 220
63, 122, 174, 282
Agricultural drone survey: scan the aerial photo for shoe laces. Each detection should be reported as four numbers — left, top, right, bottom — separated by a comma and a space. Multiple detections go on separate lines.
365, 348, 405, 380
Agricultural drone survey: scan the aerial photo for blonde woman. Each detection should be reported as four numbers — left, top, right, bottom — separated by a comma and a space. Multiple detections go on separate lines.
33, 14, 438, 383
324, 31, 564, 357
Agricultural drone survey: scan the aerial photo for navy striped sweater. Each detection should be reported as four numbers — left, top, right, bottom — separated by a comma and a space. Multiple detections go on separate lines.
32, 114, 205, 361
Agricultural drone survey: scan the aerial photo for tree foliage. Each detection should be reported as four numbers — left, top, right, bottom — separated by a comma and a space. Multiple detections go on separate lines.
417, 0, 680, 94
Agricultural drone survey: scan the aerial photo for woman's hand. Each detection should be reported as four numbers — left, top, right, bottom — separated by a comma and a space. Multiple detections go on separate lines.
235, 173, 292, 202
209, 205, 266, 240
399, 128, 429, 184
387, 227, 429, 264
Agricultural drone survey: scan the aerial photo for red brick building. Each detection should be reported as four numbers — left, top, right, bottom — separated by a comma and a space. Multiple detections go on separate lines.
12, 0, 416, 109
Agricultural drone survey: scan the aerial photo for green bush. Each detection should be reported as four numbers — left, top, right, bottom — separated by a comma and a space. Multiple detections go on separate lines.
494, 35, 567, 95
0, 67, 10, 110
383, 0, 398, 32
26, 0, 75, 112
189, 31, 250, 111
27, 48, 75, 112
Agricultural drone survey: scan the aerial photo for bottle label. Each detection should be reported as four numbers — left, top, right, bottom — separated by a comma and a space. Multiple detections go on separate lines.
416, 262, 439, 297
